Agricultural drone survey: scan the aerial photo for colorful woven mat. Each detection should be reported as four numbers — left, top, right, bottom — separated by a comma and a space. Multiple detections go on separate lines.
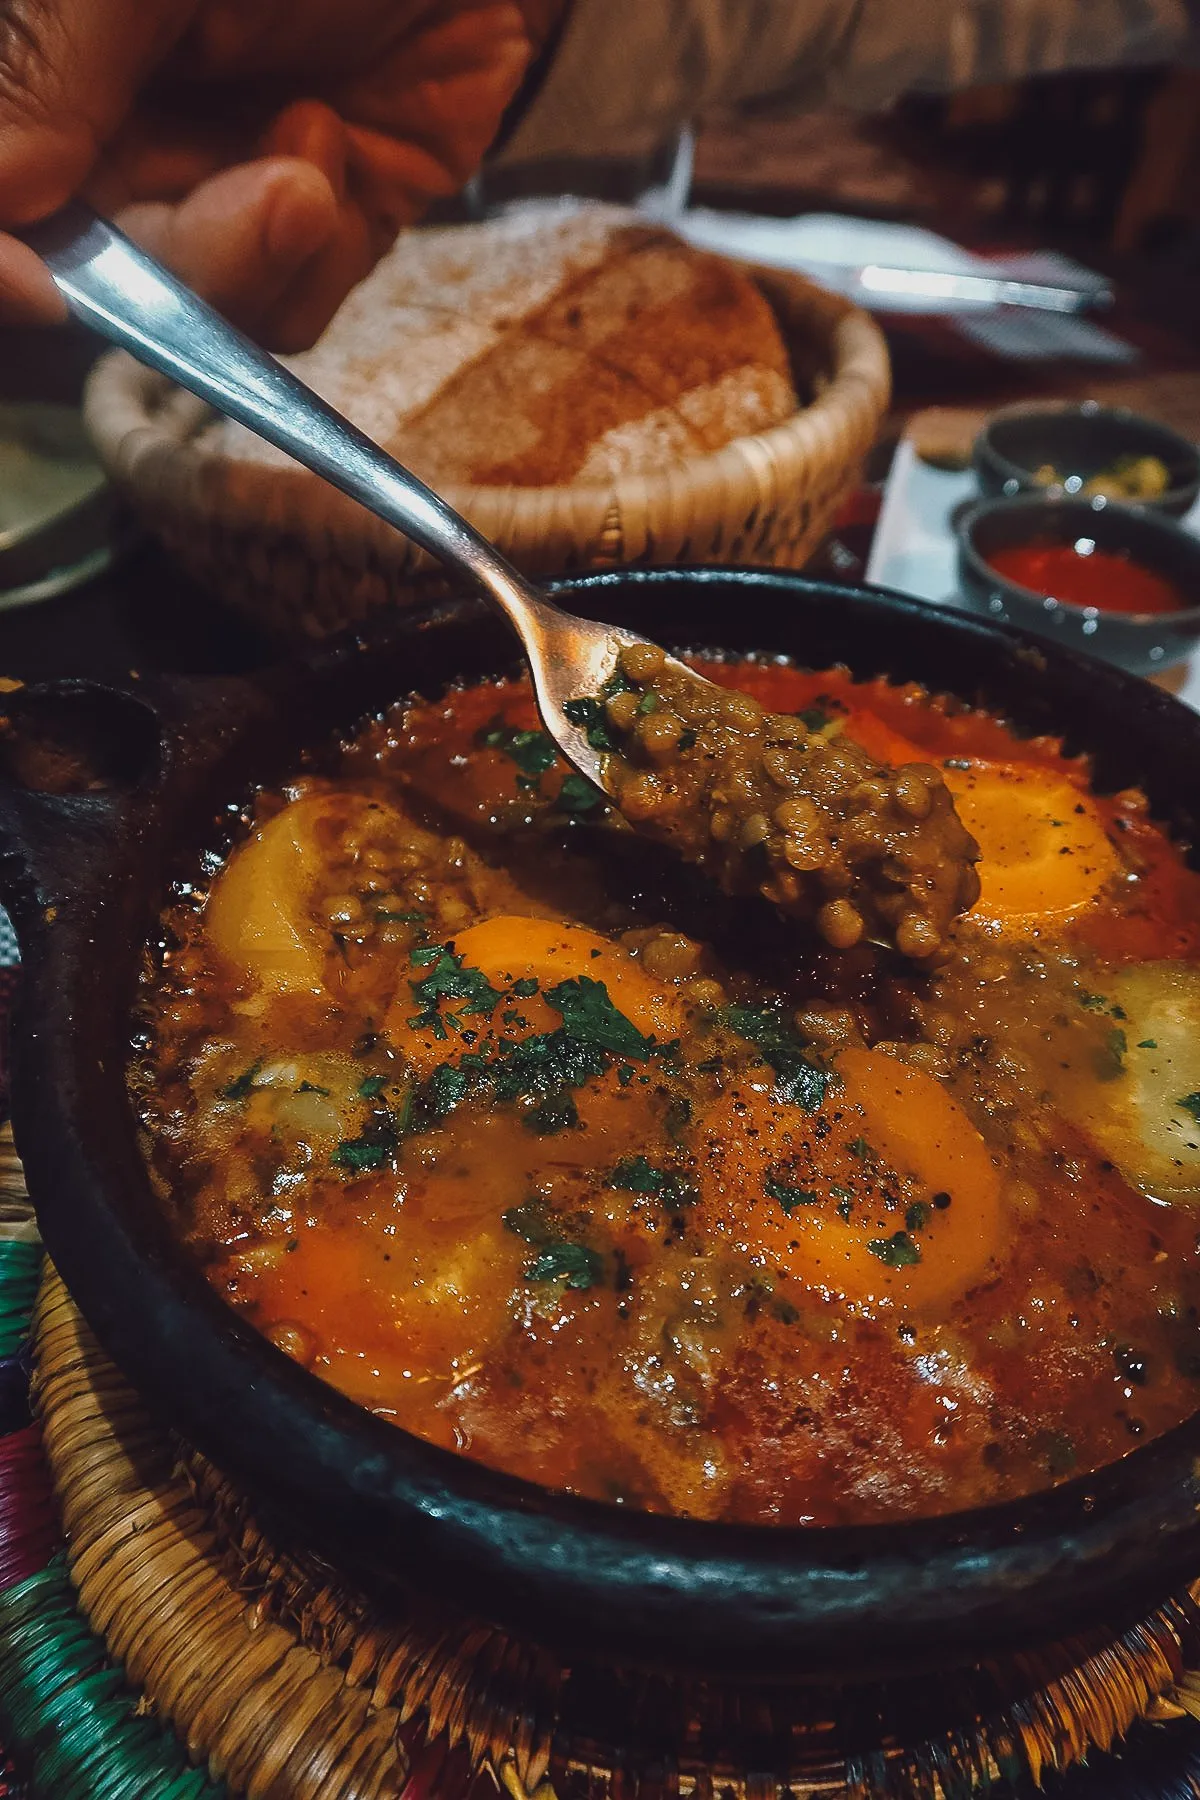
0, 1232, 226, 1796
6, 1028, 1200, 1794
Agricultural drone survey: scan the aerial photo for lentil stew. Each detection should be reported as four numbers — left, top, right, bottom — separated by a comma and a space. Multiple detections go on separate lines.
135, 656, 1200, 1527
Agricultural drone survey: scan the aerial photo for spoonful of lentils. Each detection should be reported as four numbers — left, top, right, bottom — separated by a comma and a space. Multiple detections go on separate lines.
23, 204, 979, 959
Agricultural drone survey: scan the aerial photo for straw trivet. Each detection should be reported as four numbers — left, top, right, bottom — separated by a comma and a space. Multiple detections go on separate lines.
6, 1129, 1200, 1797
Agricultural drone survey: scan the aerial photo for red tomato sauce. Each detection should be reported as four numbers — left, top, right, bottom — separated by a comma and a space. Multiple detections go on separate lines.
987, 543, 1185, 615
135, 661, 1200, 1527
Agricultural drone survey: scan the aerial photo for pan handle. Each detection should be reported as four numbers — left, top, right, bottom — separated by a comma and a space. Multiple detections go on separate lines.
0, 662, 285, 948
0, 677, 170, 936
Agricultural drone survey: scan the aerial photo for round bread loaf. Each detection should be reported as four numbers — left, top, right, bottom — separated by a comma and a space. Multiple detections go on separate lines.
214, 203, 799, 488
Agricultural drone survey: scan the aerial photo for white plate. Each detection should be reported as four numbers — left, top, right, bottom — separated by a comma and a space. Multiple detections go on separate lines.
866, 436, 1200, 711
676, 212, 1000, 314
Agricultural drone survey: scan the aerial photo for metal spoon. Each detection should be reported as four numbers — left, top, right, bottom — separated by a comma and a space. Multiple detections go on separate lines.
20, 202, 676, 788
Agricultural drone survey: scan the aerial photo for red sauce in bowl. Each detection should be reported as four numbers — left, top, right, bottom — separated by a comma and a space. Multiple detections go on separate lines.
987, 542, 1185, 616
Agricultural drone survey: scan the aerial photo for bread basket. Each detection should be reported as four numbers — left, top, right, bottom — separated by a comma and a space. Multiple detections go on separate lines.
83, 264, 890, 641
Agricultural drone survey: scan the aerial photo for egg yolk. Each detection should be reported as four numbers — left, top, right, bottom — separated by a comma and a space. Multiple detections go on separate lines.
695, 1049, 1003, 1309
943, 761, 1119, 932
384, 915, 686, 1074
207, 792, 408, 997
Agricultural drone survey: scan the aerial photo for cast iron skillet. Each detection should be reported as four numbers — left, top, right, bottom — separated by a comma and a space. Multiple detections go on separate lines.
2, 566, 1200, 1684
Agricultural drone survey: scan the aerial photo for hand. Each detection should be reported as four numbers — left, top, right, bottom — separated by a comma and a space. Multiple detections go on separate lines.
0, 0, 564, 349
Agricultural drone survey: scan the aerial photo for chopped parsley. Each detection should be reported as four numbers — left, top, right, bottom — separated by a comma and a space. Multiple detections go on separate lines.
512, 976, 539, 998
563, 696, 613, 750
764, 1173, 819, 1213
797, 701, 834, 732
220, 1061, 262, 1102
1079, 991, 1109, 1012
502, 1201, 604, 1290
523, 1093, 579, 1135
1178, 1093, 1200, 1125
357, 1074, 388, 1099
867, 1231, 922, 1268
544, 975, 657, 1059
426, 1064, 470, 1115
846, 1136, 873, 1161
332, 1135, 393, 1173
905, 1200, 932, 1233
297, 1080, 331, 1096
376, 908, 426, 924
720, 1006, 828, 1111
555, 772, 604, 817
608, 1156, 697, 1208
608, 1155, 667, 1193
637, 691, 659, 714
501, 1200, 552, 1244
1137, 1039, 1158, 1050
409, 945, 502, 1027
481, 722, 559, 781
525, 1243, 605, 1290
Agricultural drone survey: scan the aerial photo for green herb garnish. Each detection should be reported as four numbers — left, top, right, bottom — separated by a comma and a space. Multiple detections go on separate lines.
867, 1231, 922, 1268
563, 696, 613, 750
554, 772, 604, 817
905, 1200, 932, 1233
512, 976, 539, 998
720, 1006, 828, 1111
1178, 1093, 1200, 1125
332, 1136, 393, 1173
220, 1061, 263, 1101
525, 1242, 605, 1290
544, 976, 656, 1059
523, 1093, 579, 1135
410, 945, 502, 1020
608, 1156, 697, 1208
764, 1174, 819, 1213
358, 1074, 388, 1099
482, 722, 559, 781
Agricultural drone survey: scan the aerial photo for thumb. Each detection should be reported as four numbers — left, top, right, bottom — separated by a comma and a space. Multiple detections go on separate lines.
0, 0, 196, 225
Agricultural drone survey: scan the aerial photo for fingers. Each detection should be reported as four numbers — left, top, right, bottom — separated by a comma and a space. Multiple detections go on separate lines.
0, 234, 67, 325
0, 0, 196, 223
117, 155, 342, 345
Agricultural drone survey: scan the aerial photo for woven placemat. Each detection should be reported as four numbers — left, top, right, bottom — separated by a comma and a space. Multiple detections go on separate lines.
7, 1122, 1200, 1798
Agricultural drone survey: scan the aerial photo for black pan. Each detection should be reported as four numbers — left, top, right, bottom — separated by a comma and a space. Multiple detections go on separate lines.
2, 567, 1199, 1683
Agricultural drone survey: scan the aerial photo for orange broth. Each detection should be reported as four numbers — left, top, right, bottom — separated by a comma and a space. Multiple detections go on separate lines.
135, 660, 1200, 1525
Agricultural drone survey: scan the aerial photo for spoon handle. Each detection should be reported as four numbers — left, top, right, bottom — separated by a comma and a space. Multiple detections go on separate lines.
22, 202, 549, 628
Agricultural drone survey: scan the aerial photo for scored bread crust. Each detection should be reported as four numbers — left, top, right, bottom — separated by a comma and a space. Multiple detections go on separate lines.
213, 203, 798, 488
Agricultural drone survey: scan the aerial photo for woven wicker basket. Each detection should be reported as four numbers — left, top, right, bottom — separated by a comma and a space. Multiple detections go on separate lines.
82, 264, 890, 642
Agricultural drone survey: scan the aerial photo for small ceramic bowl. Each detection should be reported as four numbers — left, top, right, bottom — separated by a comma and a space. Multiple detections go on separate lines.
956, 494, 1200, 675
974, 401, 1200, 517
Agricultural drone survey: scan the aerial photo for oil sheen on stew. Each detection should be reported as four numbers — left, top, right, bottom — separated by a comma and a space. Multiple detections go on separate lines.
135, 659, 1200, 1526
